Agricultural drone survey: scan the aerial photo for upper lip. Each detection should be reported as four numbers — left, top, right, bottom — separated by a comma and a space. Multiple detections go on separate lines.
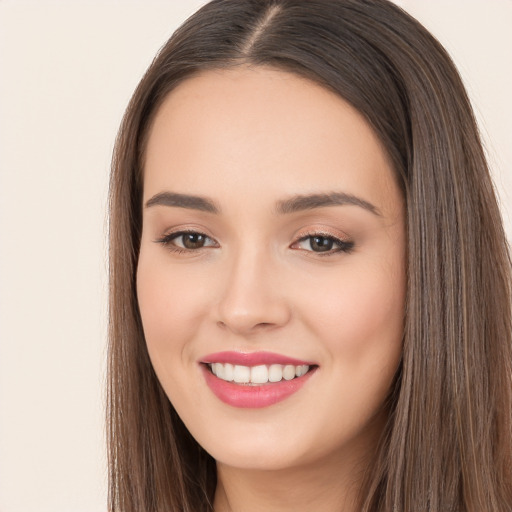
200, 351, 315, 366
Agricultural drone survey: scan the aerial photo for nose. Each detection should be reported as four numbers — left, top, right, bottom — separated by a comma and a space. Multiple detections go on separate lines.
213, 247, 292, 336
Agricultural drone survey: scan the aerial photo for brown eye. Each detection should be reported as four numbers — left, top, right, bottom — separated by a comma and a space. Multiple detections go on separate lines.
180, 233, 208, 249
309, 236, 334, 252
156, 231, 218, 251
294, 234, 355, 255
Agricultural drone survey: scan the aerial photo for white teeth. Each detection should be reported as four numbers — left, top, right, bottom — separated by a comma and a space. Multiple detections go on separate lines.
223, 363, 234, 382
209, 363, 310, 384
295, 364, 309, 377
233, 365, 250, 384
213, 362, 223, 379
268, 364, 283, 382
251, 365, 269, 384
282, 365, 295, 381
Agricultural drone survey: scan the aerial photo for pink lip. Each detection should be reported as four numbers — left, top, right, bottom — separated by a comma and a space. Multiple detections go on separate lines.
201, 351, 314, 366
199, 351, 317, 409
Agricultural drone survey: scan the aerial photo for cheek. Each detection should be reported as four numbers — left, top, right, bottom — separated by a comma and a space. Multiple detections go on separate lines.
137, 251, 207, 344
136, 253, 210, 362
136, 255, 210, 411
299, 260, 405, 436
300, 258, 405, 364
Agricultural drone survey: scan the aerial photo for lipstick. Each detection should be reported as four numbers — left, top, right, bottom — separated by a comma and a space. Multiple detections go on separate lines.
202, 351, 314, 367
200, 351, 317, 408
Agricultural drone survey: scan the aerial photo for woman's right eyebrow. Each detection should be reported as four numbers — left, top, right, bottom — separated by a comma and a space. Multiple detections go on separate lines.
145, 192, 220, 213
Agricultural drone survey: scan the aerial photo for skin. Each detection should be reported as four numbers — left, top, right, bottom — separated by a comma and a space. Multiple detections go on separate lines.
137, 67, 406, 512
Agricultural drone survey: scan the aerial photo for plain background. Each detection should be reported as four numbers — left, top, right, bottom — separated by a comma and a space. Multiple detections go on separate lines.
0, 1, 511, 511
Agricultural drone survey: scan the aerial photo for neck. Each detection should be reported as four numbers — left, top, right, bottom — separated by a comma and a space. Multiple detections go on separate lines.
213, 445, 372, 512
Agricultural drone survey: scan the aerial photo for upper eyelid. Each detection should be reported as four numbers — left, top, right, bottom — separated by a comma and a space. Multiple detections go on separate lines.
297, 231, 343, 239
293, 227, 350, 242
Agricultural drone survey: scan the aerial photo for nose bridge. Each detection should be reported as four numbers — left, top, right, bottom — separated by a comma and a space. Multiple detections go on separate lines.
215, 241, 290, 334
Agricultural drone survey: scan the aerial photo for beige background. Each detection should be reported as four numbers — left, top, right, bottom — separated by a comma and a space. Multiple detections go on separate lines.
0, 1, 510, 511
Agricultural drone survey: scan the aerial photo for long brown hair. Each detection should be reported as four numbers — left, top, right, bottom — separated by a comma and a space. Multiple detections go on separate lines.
107, 1, 512, 510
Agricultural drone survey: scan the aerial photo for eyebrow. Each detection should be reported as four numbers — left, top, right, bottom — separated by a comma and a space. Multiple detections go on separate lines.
144, 190, 381, 216
275, 192, 381, 216
145, 192, 219, 213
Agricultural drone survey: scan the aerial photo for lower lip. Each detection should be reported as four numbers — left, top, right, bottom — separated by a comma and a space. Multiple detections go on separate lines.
201, 365, 316, 408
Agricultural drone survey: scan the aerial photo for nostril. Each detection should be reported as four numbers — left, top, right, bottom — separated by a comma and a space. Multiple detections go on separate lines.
216, 319, 282, 334
214, 287, 292, 334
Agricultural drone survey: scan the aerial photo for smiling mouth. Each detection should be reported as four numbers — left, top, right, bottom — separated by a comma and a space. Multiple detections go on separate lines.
207, 362, 314, 385
201, 356, 318, 408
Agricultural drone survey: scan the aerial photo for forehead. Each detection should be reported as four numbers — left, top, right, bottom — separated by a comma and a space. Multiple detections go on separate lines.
143, 67, 401, 216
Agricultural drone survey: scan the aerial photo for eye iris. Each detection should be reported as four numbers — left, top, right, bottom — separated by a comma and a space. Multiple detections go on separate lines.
182, 233, 206, 249
310, 236, 334, 252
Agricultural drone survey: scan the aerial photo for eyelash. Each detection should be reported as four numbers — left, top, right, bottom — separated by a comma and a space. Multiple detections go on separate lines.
155, 231, 218, 254
155, 230, 354, 256
293, 231, 355, 256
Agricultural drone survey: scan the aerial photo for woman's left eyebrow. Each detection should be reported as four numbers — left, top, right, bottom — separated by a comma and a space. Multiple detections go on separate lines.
275, 192, 381, 216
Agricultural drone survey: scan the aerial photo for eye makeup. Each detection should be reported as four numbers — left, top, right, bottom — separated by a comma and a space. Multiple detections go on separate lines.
154, 227, 355, 257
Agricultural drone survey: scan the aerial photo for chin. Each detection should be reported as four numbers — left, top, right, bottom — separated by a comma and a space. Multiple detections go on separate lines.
210, 441, 314, 472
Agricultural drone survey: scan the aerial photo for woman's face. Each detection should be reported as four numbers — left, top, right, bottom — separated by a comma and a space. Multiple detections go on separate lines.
137, 67, 405, 471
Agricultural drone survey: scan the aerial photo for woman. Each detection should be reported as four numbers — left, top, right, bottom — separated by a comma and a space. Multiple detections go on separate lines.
107, 0, 512, 510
